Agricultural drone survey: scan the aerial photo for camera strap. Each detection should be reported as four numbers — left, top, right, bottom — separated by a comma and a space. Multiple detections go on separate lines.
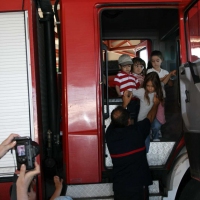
10, 173, 18, 200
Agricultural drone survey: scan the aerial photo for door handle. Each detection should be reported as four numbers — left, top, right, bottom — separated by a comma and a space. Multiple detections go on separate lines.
185, 90, 190, 103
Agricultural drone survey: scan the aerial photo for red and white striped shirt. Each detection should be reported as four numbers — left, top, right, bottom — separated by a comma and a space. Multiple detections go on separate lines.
114, 71, 140, 95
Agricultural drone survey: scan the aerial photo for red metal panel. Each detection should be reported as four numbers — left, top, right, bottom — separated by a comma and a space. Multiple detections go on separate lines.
0, 182, 12, 199
61, 1, 102, 183
68, 134, 99, 183
0, 0, 22, 11
179, 8, 187, 63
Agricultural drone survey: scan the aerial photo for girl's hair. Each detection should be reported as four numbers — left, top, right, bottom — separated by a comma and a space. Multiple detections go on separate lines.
147, 60, 153, 70
150, 50, 164, 61
143, 72, 164, 105
132, 57, 146, 76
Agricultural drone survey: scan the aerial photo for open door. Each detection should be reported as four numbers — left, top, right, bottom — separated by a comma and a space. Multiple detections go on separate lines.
179, 0, 200, 180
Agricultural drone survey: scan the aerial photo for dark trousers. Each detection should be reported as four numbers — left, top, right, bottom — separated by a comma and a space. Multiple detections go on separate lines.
114, 186, 149, 200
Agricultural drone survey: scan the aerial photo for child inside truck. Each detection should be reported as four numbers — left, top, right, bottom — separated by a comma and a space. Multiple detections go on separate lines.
147, 50, 176, 141
147, 50, 176, 86
114, 54, 140, 122
132, 57, 146, 87
132, 72, 164, 151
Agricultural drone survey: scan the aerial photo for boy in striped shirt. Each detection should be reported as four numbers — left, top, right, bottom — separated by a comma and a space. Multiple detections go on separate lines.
114, 54, 140, 122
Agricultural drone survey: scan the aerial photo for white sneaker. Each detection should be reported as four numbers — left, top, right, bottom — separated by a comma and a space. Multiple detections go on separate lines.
153, 139, 160, 142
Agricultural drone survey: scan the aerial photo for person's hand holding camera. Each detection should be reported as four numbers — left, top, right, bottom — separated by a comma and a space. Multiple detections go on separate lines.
0, 133, 19, 159
16, 161, 40, 200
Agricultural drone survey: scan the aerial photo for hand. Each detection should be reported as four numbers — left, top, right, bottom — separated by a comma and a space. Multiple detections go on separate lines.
49, 176, 63, 200
0, 133, 19, 159
28, 179, 36, 200
17, 162, 40, 200
122, 90, 132, 108
170, 70, 176, 76
153, 94, 160, 106
54, 176, 63, 190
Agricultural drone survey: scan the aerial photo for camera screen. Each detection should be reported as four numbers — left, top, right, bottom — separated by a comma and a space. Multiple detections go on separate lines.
17, 145, 26, 156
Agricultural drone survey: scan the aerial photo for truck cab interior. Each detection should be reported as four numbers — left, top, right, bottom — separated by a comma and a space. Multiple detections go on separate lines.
100, 6, 182, 168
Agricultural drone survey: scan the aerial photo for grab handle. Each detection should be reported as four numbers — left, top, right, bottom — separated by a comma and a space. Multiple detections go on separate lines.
185, 90, 190, 103
102, 44, 109, 119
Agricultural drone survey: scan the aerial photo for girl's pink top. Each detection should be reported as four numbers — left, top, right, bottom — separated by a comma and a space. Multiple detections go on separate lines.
156, 103, 166, 124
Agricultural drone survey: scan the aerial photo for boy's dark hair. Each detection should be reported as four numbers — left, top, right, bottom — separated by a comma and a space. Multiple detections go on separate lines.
147, 60, 153, 70
111, 106, 130, 128
150, 50, 164, 61
132, 57, 146, 68
132, 57, 146, 75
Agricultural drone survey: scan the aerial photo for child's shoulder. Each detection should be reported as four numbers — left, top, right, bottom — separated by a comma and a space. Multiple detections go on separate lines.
115, 71, 124, 75
160, 68, 169, 74
114, 71, 121, 77
147, 68, 154, 72
161, 68, 169, 72
135, 87, 145, 93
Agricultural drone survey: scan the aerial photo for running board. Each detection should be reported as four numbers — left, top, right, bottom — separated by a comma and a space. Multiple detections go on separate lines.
66, 181, 160, 199
72, 197, 162, 200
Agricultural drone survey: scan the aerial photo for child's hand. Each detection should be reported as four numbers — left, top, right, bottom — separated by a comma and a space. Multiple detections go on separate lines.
49, 176, 63, 200
122, 90, 132, 108
28, 179, 36, 200
123, 90, 132, 98
127, 91, 133, 98
54, 176, 63, 190
170, 70, 176, 76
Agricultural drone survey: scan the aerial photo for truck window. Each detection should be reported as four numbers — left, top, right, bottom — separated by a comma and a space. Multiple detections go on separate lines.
185, 1, 200, 62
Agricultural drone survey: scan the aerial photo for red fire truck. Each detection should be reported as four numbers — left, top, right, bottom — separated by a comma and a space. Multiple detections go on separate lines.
0, 0, 200, 199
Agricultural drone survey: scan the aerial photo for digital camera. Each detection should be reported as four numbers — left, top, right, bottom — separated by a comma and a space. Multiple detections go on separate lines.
14, 136, 39, 170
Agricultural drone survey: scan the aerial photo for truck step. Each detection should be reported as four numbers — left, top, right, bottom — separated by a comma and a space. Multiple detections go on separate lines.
66, 181, 160, 198
73, 198, 113, 200
70, 196, 163, 200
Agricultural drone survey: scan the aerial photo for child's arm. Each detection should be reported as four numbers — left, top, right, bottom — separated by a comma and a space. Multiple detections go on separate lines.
122, 90, 132, 108
162, 70, 176, 85
115, 85, 122, 97
50, 176, 63, 200
160, 75, 167, 82
147, 94, 160, 123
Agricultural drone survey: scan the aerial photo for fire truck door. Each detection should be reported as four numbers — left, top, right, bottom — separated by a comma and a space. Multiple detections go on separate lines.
179, 61, 200, 179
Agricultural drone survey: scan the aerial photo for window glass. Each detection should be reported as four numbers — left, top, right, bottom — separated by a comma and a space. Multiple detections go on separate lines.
139, 48, 148, 67
186, 2, 200, 62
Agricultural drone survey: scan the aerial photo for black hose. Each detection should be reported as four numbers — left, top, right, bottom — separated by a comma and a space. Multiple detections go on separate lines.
39, 0, 58, 159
